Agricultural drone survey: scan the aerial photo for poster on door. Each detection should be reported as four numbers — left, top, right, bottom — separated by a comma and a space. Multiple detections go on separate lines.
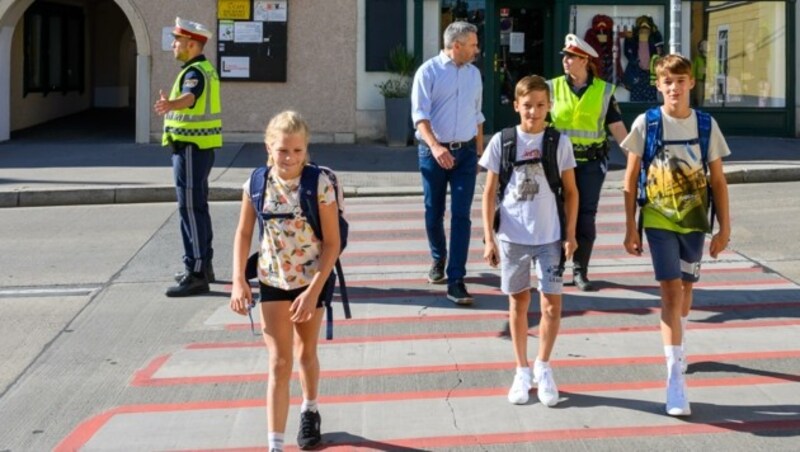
217, 0, 288, 82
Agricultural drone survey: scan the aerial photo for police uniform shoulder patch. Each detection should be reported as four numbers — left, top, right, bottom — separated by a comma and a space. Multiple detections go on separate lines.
183, 79, 199, 88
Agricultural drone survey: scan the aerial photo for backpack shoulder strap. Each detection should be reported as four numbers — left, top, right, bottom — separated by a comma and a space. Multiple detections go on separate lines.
249, 166, 268, 213
639, 108, 663, 207
299, 163, 323, 241
245, 166, 269, 280
644, 107, 663, 166
541, 126, 563, 196
499, 127, 516, 202
695, 109, 712, 171
249, 166, 269, 240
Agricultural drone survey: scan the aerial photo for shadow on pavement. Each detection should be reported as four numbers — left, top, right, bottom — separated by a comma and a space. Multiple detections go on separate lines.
320, 431, 428, 451
558, 391, 800, 437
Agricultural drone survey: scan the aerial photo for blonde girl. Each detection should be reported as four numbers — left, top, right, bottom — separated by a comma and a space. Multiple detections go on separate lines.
230, 110, 340, 451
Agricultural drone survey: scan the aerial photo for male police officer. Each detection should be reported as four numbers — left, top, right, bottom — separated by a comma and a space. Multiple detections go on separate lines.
155, 17, 222, 297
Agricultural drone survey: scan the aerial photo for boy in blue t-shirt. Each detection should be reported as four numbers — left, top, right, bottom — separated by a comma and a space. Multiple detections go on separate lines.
480, 75, 578, 407
621, 54, 732, 417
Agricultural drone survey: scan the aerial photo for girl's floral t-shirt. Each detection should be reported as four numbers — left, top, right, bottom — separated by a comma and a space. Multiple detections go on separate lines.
243, 170, 336, 290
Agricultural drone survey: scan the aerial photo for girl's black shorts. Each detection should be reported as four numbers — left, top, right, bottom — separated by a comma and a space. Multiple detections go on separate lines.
258, 276, 334, 308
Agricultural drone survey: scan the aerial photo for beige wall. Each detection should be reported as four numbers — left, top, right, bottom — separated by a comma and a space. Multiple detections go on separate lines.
143, 0, 357, 143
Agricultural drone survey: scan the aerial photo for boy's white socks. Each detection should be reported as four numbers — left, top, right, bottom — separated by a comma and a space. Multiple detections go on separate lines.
268, 432, 284, 451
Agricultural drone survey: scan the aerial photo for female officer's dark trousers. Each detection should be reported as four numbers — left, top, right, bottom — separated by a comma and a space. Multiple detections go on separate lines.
172, 142, 215, 275
573, 158, 606, 277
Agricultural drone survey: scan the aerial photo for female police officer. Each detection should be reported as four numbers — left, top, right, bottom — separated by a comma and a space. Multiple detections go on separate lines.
548, 34, 628, 291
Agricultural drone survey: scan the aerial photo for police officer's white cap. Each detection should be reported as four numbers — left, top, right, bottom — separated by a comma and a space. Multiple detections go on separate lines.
561, 33, 598, 58
172, 17, 212, 44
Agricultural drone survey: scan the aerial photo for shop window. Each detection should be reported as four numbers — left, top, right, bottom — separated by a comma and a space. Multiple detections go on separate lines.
690, 1, 786, 108
569, 5, 666, 103
440, 1, 485, 74
365, 0, 407, 72
23, 2, 84, 96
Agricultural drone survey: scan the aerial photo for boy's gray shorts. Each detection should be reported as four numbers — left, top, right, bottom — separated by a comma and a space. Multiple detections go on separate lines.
499, 240, 564, 295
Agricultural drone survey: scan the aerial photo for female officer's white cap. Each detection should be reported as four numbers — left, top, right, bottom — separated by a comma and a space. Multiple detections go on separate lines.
172, 17, 213, 44
561, 33, 598, 58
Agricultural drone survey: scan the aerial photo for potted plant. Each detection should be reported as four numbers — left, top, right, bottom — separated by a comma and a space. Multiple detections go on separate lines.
376, 45, 417, 146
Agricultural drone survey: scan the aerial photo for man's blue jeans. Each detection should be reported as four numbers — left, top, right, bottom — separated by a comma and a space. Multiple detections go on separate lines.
418, 143, 478, 283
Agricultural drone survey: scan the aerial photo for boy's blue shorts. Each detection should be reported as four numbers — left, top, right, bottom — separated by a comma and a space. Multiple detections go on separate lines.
644, 228, 705, 282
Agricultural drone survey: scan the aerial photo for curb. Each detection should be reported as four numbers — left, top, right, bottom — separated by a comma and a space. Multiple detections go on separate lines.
2, 167, 799, 208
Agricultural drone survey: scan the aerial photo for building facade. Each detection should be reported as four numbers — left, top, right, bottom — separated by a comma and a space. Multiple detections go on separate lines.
0, 0, 796, 144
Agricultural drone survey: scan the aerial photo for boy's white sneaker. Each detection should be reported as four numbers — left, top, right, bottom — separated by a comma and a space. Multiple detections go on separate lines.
534, 366, 560, 407
666, 377, 691, 416
508, 372, 532, 405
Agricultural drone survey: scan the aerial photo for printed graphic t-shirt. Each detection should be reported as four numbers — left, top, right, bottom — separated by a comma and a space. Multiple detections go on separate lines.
621, 109, 731, 233
479, 126, 576, 245
243, 170, 337, 290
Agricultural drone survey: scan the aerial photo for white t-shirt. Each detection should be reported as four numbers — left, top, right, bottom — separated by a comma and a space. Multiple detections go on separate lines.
621, 109, 731, 232
479, 126, 576, 245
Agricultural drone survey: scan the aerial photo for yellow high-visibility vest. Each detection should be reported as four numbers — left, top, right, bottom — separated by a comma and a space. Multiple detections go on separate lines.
548, 76, 613, 153
162, 59, 222, 149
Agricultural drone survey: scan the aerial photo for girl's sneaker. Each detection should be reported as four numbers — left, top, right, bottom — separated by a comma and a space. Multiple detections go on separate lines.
297, 410, 322, 450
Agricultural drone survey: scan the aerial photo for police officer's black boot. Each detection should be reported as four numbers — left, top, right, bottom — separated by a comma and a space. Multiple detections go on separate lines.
174, 261, 215, 283
572, 240, 597, 292
166, 271, 210, 297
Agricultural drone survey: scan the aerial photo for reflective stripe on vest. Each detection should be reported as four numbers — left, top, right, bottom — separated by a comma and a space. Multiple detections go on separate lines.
548, 76, 613, 146
162, 59, 222, 149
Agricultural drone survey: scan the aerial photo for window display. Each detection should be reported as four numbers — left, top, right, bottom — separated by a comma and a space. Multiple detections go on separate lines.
570, 5, 664, 102
690, 1, 786, 108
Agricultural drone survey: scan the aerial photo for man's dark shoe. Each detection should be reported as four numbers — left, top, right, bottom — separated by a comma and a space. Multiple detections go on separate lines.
174, 262, 215, 283
297, 410, 322, 450
573, 273, 597, 292
166, 272, 210, 297
447, 281, 474, 306
427, 259, 446, 284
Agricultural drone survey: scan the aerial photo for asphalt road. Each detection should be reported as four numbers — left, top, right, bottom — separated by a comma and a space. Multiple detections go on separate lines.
0, 182, 798, 450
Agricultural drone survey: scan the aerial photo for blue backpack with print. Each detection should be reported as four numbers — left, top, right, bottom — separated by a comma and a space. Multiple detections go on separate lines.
246, 163, 351, 340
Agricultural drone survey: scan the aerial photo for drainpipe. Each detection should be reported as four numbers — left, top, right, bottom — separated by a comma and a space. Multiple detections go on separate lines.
669, 0, 681, 54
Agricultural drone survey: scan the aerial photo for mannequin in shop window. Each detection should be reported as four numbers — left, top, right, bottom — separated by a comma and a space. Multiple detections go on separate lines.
623, 15, 663, 102
584, 14, 615, 84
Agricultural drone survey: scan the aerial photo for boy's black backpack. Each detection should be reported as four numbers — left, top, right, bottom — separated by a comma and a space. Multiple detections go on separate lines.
497, 126, 566, 240
246, 163, 351, 340
637, 107, 714, 236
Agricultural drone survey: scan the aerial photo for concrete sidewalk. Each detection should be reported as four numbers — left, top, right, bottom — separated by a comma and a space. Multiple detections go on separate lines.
1, 135, 799, 207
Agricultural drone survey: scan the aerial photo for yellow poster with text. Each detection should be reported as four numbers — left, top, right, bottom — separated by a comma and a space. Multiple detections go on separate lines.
218, 0, 250, 20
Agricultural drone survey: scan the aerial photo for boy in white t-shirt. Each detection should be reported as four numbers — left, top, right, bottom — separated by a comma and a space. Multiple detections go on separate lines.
480, 75, 578, 407
621, 54, 731, 417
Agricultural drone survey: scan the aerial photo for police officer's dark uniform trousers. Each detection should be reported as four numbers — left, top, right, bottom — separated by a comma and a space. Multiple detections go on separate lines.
163, 55, 222, 297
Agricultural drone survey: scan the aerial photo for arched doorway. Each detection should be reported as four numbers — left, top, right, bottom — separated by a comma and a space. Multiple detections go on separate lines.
0, 0, 151, 143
